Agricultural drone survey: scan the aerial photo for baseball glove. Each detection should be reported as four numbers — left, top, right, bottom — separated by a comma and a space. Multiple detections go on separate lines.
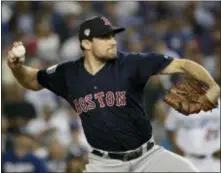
163, 76, 218, 115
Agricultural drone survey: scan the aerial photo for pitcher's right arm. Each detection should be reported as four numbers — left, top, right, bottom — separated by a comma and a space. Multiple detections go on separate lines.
7, 42, 43, 91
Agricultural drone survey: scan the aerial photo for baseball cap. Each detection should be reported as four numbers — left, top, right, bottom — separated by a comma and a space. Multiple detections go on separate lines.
79, 16, 125, 41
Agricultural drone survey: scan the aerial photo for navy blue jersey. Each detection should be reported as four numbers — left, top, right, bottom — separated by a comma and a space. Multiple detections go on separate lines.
2, 150, 48, 173
37, 51, 173, 151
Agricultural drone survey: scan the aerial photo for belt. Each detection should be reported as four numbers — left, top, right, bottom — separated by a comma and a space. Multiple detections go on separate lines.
189, 154, 207, 159
189, 150, 221, 160
91, 141, 154, 161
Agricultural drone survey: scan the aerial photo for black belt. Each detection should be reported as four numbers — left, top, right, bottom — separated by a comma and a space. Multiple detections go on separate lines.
190, 150, 220, 160
189, 154, 207, 159
91, 141, 154, 161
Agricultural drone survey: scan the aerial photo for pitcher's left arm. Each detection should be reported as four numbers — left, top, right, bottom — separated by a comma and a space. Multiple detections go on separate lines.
160, 59, 220, 104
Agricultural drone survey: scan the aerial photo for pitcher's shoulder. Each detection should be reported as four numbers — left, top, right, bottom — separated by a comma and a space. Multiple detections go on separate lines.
60, 58, 83, 69
116, 51, 142, 64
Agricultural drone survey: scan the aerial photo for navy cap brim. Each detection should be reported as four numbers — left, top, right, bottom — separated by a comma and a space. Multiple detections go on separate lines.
94, 27, 125, 38
112, 27, 125, 34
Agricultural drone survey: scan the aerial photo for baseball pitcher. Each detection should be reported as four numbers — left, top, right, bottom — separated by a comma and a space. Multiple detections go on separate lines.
7, 16, 220, 172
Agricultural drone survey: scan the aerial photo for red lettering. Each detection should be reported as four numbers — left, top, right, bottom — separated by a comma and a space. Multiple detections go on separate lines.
79, 97, 88, 112
101, 16, 111, 25
85, 94, 96, 110
116, 91, 126, 106
106, 91, 115, 107
74, 91, 126, 111
73, 99, 82, 114
94, 92, 105, 108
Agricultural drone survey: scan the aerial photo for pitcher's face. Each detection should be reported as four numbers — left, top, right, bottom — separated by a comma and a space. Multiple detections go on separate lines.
90, 33, 118, 60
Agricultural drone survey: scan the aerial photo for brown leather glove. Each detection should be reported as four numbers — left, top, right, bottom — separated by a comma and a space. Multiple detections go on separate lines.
164, 77, 218, 116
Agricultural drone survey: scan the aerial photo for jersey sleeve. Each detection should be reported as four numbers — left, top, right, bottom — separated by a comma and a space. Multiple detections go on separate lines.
164, 108, 181, 131
37, 63, 68, 98
134, 52, 174, 85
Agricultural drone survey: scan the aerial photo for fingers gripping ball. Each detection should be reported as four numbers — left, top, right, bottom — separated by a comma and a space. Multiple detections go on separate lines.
11, 45, 26, 57
163, 77, 218, 116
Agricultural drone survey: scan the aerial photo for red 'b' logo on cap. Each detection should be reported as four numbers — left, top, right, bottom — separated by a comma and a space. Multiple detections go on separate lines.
101, 17, 111, 26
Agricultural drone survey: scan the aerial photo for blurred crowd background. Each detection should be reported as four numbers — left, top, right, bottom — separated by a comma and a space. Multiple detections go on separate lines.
1, 1, 220, 172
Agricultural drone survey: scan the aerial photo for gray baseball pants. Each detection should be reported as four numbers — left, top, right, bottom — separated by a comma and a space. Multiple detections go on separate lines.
84, 143, 199, 172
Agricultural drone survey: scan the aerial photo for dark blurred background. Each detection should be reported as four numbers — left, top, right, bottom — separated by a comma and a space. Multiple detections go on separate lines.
1, 1, 220, 172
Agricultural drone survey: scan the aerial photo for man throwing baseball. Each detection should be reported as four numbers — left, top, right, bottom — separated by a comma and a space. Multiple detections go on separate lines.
7, 16, 220, 172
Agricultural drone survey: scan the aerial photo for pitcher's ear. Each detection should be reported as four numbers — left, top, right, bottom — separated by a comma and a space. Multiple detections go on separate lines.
81, 39, 92, 50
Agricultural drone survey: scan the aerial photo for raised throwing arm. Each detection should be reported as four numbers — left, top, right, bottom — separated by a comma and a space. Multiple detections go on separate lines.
7, 41, 43, 91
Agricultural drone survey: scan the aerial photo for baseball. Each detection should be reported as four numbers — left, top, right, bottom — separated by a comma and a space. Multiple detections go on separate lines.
12, 45, 26, 57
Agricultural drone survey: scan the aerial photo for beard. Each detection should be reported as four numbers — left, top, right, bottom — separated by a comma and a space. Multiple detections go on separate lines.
95, 56, 117, 63
93, 48, 118, 61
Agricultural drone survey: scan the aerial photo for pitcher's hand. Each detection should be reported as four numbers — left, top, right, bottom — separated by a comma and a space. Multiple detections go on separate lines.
7, 41, 25, 70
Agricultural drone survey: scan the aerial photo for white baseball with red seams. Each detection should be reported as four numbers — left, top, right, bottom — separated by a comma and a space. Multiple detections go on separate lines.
12, 45, 26, 57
